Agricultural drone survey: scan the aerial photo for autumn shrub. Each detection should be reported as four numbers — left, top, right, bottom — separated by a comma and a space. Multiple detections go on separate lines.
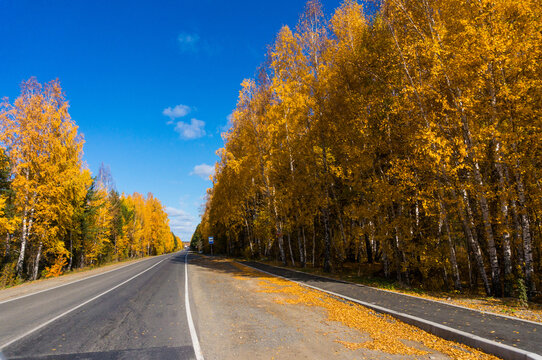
0, 262, 16, 288
516, 278, 528, 308
45, 256, 68, 278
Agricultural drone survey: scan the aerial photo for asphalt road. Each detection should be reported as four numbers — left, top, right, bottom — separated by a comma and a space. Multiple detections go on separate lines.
243, 261, 542, 356
2, 251, 539, 360
0, 251, 198, 360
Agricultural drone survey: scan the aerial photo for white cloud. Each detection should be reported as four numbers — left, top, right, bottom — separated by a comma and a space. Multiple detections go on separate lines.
178, 32, 221, 55
191, 163, 214, 180
175, 118, 206, 139
163, 104, 191, 123
166, 206, 197, 241
219, 112, 234, 133
178, 32, 200, 52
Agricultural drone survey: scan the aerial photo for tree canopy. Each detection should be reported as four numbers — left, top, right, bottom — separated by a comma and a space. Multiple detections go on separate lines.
0, 78, 180, 284
199, 0, 542, 299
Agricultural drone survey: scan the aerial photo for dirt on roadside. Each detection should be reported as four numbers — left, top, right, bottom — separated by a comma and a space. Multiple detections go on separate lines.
188, 255, 499, 360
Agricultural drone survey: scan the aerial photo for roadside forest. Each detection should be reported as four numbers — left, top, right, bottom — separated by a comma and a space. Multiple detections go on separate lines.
196, 0, 542, 299
0, 78, 180, 286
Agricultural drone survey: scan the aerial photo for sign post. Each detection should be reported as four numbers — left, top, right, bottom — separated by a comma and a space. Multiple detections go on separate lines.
208, 236, 214, 256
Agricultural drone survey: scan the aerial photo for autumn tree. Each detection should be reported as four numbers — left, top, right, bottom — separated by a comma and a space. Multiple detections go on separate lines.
201, 0, 542, 299
0, 78, 178, 283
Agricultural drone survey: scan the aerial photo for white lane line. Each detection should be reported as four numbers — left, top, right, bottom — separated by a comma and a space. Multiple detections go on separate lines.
262, 262, 542, 327
0, 254, 170, 305
0, 256, 169, 350
184, 252, 204, 360
239, 261, 542, 360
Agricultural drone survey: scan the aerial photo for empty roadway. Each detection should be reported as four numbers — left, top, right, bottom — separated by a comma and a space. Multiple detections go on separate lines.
0, 251, 198, 360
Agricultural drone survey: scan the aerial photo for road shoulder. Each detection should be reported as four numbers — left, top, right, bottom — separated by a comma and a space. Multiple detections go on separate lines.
189, 255, 498, 360
242, 260, 542, 359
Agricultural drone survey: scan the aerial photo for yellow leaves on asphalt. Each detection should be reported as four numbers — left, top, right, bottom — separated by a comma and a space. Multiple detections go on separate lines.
335, 340, 366, 350
231, 261, 498, 359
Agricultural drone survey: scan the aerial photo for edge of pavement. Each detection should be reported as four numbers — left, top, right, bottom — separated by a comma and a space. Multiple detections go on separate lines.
0, 251, 180, 305
250, 261, 542, 327
237, 260, 542, 360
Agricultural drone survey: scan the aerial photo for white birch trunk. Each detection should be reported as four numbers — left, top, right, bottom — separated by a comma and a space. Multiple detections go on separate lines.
32, 241, 42, 280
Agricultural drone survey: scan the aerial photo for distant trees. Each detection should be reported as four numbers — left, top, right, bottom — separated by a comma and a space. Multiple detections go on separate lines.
0, 78, 180, 285
190, 223, 203, 251
199, 0, 542, 299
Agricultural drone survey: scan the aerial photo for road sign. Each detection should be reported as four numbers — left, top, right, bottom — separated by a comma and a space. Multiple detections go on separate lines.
208, 236, 214, 245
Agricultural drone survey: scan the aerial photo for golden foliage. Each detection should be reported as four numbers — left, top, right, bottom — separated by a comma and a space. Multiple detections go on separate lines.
231, 261, 498, 359
200, 0, 542, 298
0, 78, 179, 281
45, 256, 68, 278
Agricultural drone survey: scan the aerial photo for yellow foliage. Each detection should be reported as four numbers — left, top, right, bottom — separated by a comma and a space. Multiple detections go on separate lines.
200, 0, 542, 298
45, 256, 68, 278
231, 261, 497, 359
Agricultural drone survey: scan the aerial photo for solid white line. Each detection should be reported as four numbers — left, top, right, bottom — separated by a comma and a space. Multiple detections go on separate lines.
239, 261, 542, 360
0, 255, 163, 305
260, 262, 542, 327
0, 256, 168, 350
184, 252, 204, 360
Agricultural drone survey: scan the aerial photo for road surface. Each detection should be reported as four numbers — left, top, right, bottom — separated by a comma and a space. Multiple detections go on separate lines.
243, 261, 542, 357
0, 252, 514, 360
0, 251, 198, 359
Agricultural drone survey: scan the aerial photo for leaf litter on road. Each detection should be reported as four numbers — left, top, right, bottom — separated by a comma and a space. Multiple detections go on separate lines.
230, 261, 499, 359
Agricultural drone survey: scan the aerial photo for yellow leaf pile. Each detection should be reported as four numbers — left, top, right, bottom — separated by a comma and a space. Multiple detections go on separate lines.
231, 261, 499, 359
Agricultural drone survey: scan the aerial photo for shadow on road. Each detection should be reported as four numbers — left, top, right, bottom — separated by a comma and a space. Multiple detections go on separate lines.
184, 253, 542, 356
183, 253, 347, 288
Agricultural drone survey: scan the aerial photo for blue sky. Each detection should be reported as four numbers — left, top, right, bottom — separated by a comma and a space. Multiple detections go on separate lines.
0, 0, 363, 241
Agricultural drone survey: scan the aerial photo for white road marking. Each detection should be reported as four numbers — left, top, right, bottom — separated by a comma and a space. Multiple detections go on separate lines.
262, 262, 542, 327
184, 252, 204, 360
0, 254, 168, 305
239, 261, 542, 360
0, 256, 168, 350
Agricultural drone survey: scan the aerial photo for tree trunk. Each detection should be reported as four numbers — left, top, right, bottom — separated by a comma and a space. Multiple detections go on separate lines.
245, 218, 254, 257
4, 233, 10, 259
297, 227, 305, 267
473, 160, 502, 297
16, 212, 29, 276
322, 207, 332, 273
467, 249, 474, 288
276, 223, 286, 266
32, 242, 42, 280
383, 250, 390, 279
312, 224, 316, 267
440, 200, 461, 291
364, 232, 373, 264
494, 159, 513, 296
391, 205, 409, 285
68, 231, 73, 271
460, 189, 492, 296
515, 169, 535, 297
301, 226, 307, 268
510, 197, 524, 265
329, 185, 347, 262
287, 232, 295, 267
16, 209, 34, 277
